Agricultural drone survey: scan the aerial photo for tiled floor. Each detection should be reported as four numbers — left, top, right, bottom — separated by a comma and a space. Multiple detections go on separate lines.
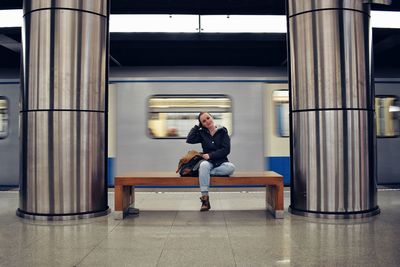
0, 189, 399, 267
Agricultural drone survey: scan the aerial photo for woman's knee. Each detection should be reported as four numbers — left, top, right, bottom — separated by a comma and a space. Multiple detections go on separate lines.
211, 162, 235, 176
199, 160, 212, 172
224, 162, 235, 175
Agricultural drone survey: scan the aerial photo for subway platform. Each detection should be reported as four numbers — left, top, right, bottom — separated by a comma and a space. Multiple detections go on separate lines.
0, 188, 399, 267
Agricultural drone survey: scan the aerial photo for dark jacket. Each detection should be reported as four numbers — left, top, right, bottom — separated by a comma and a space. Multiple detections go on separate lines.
186, 125, 231, 167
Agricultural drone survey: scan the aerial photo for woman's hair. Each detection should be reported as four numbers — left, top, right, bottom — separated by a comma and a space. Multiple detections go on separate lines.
197, 112, 212, 127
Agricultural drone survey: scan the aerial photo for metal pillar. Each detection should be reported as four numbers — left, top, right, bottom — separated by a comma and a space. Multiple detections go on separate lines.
287, 0, 389, 218
18, 0, 110, 220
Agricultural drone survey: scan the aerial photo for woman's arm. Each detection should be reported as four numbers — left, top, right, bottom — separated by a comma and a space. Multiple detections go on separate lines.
186, 125, 202, 144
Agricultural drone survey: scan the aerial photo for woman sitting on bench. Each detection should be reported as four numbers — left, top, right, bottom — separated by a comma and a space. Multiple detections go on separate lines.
186, 112, 235, 211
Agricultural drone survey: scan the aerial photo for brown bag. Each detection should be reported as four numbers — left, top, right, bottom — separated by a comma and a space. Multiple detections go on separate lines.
176, 150, 204, 176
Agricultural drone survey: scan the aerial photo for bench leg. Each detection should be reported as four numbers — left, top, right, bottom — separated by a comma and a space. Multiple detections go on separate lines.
126, 187, 140, 216
114, 185, 136, 220
266, 184, 284, 219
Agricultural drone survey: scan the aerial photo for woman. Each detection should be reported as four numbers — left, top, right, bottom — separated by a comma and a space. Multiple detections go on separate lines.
186, 112, 235, 211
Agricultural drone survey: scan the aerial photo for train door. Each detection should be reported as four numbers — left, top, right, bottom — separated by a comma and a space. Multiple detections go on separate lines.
263, 83, 290, 185
0, 83, 19, 186
375, 81, 400, 184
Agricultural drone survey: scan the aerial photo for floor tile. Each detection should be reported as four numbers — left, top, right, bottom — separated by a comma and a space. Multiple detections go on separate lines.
157, 247, 235, 267
77, 247, 162, 267
3, 247, 92, 267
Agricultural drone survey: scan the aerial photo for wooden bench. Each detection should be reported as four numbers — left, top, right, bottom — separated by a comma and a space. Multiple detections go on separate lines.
114, 171, 284, 219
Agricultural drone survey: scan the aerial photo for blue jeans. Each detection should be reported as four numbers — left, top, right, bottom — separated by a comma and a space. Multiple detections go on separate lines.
198, 161, 235, 193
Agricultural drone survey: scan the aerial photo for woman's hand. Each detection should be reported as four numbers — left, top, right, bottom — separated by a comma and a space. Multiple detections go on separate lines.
202, 154, 210, 160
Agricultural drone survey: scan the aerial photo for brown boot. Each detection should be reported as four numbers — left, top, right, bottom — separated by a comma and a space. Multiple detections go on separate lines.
200, 195, 211, 211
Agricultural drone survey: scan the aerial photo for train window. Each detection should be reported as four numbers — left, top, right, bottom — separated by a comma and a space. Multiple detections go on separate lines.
147, 95, 232, 139
273, 90, 289, 137
375, 96, 400, 138
0, 97, 9, 139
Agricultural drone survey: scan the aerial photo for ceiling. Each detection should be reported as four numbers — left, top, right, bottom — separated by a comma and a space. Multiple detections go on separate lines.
0, 0, 400, 70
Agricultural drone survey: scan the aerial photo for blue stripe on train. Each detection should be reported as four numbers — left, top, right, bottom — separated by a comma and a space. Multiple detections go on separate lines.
266, 156, 291, 186
108, 157, 115, 186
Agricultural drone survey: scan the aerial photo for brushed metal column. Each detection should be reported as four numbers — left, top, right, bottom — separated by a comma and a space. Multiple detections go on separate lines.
18, 0, 110, 219
287, 0, 388, 218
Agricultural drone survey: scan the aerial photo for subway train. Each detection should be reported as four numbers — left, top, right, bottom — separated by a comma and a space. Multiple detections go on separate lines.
1, 67, 399, 186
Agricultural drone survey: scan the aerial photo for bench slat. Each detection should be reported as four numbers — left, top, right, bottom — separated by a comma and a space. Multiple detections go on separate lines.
116, 171, 281, 179
115, 177, 282, 186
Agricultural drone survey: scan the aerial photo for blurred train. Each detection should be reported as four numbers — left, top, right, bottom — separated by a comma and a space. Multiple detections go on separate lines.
1, 67, 400, 186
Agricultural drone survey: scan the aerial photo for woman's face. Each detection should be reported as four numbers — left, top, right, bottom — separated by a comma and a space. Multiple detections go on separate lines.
199, 113, 214, 129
